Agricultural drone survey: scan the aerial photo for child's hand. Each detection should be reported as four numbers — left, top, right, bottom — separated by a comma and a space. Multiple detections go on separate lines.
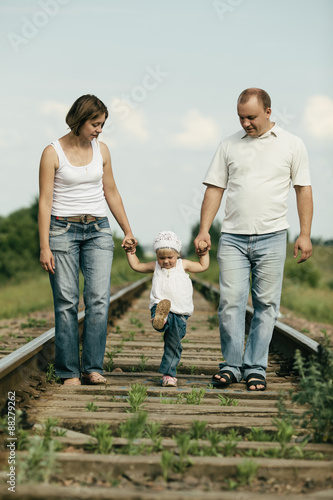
198, 240, 208, 254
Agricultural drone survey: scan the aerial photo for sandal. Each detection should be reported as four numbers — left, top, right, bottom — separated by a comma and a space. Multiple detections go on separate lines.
81, 372, 107, 385
161, 375, 177, 387
63, 377, 81, 386
211, 369, 236, 387
153, 299, 171, 330
246, 373, 266, 391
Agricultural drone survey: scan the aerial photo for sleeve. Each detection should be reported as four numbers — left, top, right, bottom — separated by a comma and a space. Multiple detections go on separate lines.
203, 141, 229, 188
291, 138, 311, 187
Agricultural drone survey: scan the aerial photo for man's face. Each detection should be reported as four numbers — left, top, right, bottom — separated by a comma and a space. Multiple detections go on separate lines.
237, 96, 272, 137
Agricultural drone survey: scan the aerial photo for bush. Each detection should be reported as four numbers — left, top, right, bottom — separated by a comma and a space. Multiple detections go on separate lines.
279, 339, 333, 443
283, 259, 321, 288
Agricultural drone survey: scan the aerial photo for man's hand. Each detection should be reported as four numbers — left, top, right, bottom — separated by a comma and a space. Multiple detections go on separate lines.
194, 232, 211, 255
294, 235, 312, 263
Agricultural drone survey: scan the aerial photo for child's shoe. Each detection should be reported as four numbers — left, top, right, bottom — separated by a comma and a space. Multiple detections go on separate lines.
153, 299, 171, 329
161, 375, 177, 387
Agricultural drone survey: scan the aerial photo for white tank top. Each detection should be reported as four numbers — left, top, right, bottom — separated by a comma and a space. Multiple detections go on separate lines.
51, 139, 108, 216
149, 259, 194, 316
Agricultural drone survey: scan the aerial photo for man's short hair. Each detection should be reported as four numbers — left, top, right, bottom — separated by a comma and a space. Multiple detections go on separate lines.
238, 88, 271, 110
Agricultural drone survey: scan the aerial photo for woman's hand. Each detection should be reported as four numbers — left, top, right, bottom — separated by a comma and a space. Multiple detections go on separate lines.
40, 248, 55, 274
122, 236, 138, 254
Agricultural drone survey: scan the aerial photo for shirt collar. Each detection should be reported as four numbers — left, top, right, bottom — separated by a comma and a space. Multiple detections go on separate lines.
241, 122, 278, 139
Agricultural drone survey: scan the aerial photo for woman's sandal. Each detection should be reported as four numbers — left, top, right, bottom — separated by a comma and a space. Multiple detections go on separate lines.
161, 375, 177, 387
81, 372, 107, 385
246, 373, 266, 391
211, 369, 237, 387
153, 299, 171, 330
63, 377, 81, 386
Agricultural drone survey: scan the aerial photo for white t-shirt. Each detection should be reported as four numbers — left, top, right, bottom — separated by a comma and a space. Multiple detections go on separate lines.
203, 124, 311, 234
149, 259, 194, 316
51, 139, 108, 217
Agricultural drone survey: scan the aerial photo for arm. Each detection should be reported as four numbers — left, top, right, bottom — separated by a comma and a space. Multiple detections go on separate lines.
100, 142, 137, 252
38, 145, 58, 274
126, 252, 155, 273
194, 185, 224, 254
294, 185, 313, 263
183, 251, 210, 273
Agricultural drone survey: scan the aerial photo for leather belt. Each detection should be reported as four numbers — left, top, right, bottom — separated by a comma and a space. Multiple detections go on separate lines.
56, 215, 102, 224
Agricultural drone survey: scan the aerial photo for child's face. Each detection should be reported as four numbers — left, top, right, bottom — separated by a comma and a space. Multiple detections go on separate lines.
156, 249, 178, 269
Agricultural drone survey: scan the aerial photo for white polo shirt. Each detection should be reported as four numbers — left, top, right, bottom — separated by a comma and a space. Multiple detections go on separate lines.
203, 124, 311, 235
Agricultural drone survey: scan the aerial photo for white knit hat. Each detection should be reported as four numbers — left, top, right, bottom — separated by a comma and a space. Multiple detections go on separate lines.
152, 230, 182, 253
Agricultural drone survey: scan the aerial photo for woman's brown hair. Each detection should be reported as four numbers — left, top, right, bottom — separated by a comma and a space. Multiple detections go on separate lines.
66, 94, 108, 136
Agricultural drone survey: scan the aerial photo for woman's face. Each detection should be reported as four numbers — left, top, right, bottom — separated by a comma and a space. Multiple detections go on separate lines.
79, 113, 106, 140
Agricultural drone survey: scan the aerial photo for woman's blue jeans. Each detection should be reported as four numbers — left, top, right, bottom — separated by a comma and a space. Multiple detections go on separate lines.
151, 304, 188, 377
49, 216, 114, 379
217, 230, 287, 381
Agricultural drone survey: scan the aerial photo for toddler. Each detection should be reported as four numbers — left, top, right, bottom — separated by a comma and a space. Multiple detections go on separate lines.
126, 230, 209, 387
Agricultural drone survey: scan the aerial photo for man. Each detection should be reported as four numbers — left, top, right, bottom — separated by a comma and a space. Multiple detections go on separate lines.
194, 88, 313, 391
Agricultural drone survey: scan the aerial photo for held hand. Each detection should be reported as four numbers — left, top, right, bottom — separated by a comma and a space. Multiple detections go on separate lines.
122, 236, 138, 254
194, 232, 211, 255
40, 249, 55, 274
294, 235, 312, 264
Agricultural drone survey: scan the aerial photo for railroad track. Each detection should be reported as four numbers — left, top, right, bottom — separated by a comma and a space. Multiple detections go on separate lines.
0, 277, 332, 499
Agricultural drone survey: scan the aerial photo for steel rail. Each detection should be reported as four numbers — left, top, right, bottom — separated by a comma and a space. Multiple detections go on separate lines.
192, 277, 319, 358
0, 277, 150, 404
0, 275, 319, 405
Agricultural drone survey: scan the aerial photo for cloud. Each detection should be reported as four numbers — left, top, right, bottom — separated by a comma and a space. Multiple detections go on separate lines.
103, 98, 150, 144
173, 109, 221, 149
40, 101, 69, 117
304, 95, 333, 139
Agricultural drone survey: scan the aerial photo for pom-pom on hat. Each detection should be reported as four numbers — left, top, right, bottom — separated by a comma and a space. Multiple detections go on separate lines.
153, 230, 182, 253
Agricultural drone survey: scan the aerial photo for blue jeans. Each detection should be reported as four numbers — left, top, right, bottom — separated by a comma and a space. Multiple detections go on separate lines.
217, 231, 287, 381
49, 216, 114, 379
151, 304, 188, 377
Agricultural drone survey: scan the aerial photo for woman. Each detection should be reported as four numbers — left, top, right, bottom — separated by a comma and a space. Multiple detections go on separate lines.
38, 94, 137, 386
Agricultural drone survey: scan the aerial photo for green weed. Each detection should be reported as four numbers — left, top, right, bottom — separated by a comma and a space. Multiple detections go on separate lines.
85, 402, 99, 412
236, 459, 259, 486
160, 450, 175, 481
216, 394, 239, 406
278, 341, 333, 443
138, 354, 148, 372
126, 383, 147, 413
20, 317, 47, 329
46, 363, 61, 383
190, 420, 207, 439
88, 423, 113, 454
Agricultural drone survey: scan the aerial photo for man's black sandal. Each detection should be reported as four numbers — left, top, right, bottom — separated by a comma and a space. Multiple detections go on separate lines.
211, 369, 237, 387
246, 373, 266, 391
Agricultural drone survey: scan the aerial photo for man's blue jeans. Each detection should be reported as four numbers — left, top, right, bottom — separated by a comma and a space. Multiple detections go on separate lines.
151, 304, 188, 377
49, 216, 114, 379
217, 231, 287, 381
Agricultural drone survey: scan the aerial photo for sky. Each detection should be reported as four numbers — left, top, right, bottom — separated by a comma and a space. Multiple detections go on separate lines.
1, 0, 333, 251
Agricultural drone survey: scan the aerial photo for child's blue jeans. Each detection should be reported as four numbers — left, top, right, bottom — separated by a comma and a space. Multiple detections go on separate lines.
150, 304, 188, 377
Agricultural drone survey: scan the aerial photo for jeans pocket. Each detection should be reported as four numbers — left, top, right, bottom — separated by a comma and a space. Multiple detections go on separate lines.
49, 223, 71, 252
92, 221, 114, 251
93, 219, 112, 235
49, 223, 71, 237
